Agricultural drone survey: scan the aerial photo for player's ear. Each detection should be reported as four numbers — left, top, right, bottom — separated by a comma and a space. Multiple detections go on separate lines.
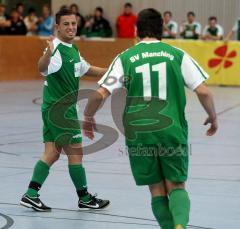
54, 23, 59, 32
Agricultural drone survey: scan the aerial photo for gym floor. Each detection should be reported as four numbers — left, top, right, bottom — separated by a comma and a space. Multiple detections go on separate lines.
0, 80, 239, 229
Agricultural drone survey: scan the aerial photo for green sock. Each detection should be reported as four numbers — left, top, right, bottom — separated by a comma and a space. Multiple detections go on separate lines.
26, 160, 50, 197
151, 196, 174, 229
68, 164, 90, 202
169, 188, 190, 229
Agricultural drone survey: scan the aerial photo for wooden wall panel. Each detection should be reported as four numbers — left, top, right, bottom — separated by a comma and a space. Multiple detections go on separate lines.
0, 37, 134, 81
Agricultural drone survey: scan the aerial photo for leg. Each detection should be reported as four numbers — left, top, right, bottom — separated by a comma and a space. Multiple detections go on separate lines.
160, 144, 190, 229
63, 143, 110, 209
63, 144, 87, 199
165, 180, 190, 229
26, 142, 61, 197
128, 145, 174, 228
149, 182, 174, 229
20, 142, 61, 211
41, 142, 62, 166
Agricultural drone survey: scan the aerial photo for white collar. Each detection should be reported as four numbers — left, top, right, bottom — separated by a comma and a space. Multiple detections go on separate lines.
138, 40, 161, 44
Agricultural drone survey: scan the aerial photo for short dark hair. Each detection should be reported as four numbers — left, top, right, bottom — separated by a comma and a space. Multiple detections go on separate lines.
187, 11, 195, 17
137, 8, 163, 40
28, 7, 36, 15
16, 3, 24, 8
124, 3, 132, 8
164, 11, 172, 17
95, 7, 103, 14
55, 8, 75, 24
209, 16, 217, 21
70, 3, 79, 11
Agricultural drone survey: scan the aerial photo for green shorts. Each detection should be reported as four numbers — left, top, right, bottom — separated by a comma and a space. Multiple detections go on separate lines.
42, 106, 82, 146
128, 143, 189, 186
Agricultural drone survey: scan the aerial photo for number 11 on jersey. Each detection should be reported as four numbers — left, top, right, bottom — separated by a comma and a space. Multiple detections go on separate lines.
135, 62, 167, 100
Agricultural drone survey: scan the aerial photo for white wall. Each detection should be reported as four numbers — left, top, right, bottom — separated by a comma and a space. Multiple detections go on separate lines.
52, 0, 240, 36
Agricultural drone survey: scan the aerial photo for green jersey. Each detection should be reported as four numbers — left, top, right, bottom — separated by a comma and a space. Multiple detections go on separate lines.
162, 20, 178, 39
180, 21, 201, 39
41, 38, 90, 111
203, 24, 223, 39
98, 40, 209, 146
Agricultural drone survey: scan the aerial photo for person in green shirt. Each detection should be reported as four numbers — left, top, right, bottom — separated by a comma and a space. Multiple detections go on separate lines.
83, 8, 218, 229
20, 8, 110, 212
202, 16, 224, 40
180, 11, 201, 39
81, 7, 112, 38
162, 11, 178, 39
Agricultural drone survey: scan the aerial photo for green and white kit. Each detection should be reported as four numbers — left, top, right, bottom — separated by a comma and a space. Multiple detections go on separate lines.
41, 38, 90, 146
98, 40, 209, 185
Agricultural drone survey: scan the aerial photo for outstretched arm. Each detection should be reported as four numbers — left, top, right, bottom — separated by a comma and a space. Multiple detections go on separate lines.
85, 66, 107, 77
224, 30, 234, 41
194, 84, 218, 136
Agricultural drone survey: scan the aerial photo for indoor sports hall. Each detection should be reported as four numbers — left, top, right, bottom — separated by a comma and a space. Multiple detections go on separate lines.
0, 0, 239, 229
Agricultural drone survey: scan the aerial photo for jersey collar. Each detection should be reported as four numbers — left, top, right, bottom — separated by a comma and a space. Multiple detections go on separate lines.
138, 40, 161, 44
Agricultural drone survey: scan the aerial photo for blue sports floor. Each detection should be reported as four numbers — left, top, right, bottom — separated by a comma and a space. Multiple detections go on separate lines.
0, 80, 239, 229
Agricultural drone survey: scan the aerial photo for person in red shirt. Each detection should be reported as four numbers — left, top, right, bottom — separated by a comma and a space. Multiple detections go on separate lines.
116, 2, 137, 38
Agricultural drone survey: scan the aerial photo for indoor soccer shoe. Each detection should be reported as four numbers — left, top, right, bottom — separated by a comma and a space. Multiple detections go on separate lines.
78, 194, 110, 210
20, 194, 51, 212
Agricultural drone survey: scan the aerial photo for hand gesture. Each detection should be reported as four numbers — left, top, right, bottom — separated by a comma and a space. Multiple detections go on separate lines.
204, 116, 218, 136
46, 35, 54, 54
83, 116, 96, 140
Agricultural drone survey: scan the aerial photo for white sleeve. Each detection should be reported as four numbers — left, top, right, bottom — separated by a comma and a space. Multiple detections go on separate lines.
217, 25, 224, 36
42, 49, 62, 76
195, 23, 201, 35
232, 21, 238, 32
78, 53, 91, 77
172, 21, 178, 34
180, 23, 185, 33
181, 53, 209, 90
202, 25, 208, 36
98, 56, 124, 93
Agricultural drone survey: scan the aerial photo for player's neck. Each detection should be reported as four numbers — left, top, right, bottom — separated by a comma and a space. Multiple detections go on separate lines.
57, 35, 74, 44
141, 37, 159, 42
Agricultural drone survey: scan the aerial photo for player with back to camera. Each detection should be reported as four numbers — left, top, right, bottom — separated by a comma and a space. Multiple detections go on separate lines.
20, 8, 110, 212
83, 8, 218, 229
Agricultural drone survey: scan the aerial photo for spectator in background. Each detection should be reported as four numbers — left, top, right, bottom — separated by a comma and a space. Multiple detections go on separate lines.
38, 4, 54, 36
116, 2, 137, 38
0, 3, 11, 35
225, 17, 240, 41
7, 8, 27, 35
24, 8, 38, 35
82, 7, 112, 38
162, 11, 178, 39
202, 16, 223, 40
180, 11, 201, 39
16, 3, 24, 20
70, 3, 85, 36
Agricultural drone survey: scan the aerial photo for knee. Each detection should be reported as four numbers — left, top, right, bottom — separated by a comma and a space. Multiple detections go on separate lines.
149, 182, 167, 197
67, 154, 83, 164
166, 181, 185, 195
42, 150, 60, 166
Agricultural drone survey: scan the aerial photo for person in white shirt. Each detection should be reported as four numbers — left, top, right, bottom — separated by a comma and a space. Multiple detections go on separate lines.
202, 16, 224, 40
180, 11, 201, 40
24, 8, 38, 36
162, 11, 178, 39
